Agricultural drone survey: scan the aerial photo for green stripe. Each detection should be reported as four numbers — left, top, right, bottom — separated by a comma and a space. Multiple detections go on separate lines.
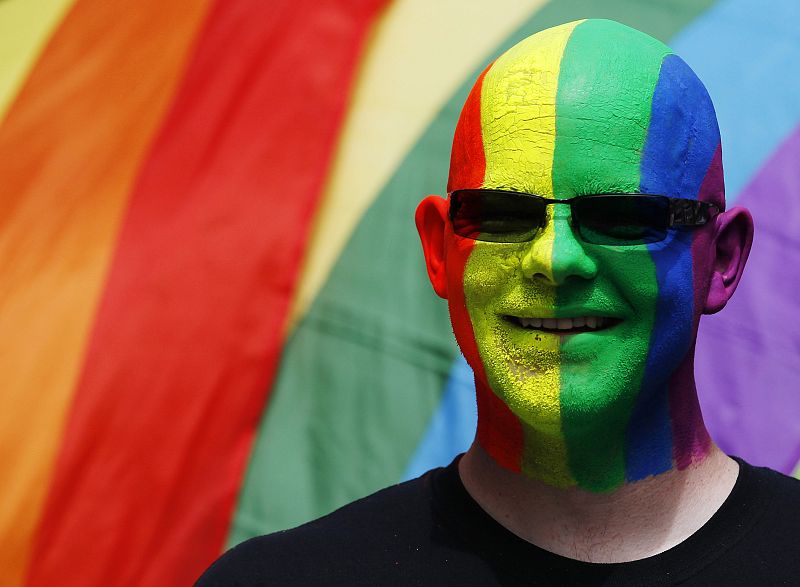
228, 0, 718, 543
552, 20, 667, 490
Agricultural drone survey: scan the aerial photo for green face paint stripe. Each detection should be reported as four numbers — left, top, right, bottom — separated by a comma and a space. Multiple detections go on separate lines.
551, 20, 667, 491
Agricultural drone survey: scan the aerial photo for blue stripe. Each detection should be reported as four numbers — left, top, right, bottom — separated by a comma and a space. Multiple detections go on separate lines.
669, 0, 800, 201
627, 54, 717, 480
401, 355, 476, 481
639, 54, 720, 200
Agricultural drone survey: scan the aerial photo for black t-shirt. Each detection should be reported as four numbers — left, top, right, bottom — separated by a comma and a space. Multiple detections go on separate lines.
197, 457, 800, 585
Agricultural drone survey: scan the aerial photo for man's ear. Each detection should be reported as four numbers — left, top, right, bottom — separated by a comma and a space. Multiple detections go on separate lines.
704, 206, 754, 314
415, 195, 450, 299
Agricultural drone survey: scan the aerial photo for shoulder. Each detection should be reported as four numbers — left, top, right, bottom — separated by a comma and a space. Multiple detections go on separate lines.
740, 458, 800, 520
726, 459, 800, 563
740, 458, 800, 502
689, 458, 800, 582
195, 470, 441, 585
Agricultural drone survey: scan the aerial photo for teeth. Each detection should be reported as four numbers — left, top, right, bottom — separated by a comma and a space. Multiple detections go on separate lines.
513, 316, 612, 331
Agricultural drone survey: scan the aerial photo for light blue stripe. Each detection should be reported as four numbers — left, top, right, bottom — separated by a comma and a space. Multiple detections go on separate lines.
669, 0, 800, 201
401, 355, 476, 480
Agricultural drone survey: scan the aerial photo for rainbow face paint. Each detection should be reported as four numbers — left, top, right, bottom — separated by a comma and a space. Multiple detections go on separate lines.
444, 20, 722, 491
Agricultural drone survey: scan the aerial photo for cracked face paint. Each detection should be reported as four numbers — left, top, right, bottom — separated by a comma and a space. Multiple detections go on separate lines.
445, 20, 721, 491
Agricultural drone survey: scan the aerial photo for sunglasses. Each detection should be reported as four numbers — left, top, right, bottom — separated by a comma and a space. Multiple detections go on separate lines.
449, 189, 722, 246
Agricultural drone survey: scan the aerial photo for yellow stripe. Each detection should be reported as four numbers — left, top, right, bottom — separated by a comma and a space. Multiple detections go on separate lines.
0, 0, 77, 123
480, 20, 581, 196
477, 20, 582, 485
288, 0, 550, 328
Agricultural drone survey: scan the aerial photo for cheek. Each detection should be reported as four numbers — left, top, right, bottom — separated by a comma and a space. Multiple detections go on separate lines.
445, 240, 522, 375
461, 245, 519, 307
649, 231, 698, 339
453, 240, 521, 317
443, 235, 486, 374
590, 246, 660, 315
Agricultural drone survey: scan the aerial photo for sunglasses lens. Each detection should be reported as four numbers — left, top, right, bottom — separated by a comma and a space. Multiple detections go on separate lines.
450, 190, 545, 243
574, 195, 669, 245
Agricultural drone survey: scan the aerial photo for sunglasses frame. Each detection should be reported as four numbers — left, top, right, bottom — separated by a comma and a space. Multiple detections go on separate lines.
448, 189, 722, 245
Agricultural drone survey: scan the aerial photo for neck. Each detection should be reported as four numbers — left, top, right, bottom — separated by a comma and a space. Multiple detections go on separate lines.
473, 350, 713, 491
464, 351, 735, 562
459, 441, 738, 562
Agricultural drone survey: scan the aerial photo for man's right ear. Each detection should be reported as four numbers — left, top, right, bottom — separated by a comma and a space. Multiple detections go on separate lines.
415, 195, 450, 299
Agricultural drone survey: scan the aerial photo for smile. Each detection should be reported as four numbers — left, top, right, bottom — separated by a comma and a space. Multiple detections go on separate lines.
504, 315, 622, 334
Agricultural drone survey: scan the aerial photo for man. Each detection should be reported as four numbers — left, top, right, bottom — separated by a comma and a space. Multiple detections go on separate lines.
198, 20, 800, 585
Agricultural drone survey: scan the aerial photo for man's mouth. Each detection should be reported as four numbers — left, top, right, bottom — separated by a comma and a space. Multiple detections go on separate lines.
503, 315, 622, 335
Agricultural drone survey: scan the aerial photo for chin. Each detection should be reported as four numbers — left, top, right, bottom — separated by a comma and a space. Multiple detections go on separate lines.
477, 327, 655, 433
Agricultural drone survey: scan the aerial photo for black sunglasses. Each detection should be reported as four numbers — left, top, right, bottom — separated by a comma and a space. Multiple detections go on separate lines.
449, 189, 722, 246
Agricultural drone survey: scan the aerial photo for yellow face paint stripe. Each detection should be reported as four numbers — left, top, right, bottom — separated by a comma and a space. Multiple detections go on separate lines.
473, 20, 583, 486
480, 20, 583, 197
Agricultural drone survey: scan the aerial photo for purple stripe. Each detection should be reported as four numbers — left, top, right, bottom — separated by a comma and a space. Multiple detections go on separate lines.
696, 125, 800, 473
669, 145, 721, 469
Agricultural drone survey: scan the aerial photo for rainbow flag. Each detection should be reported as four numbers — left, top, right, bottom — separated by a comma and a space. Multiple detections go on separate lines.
1, 0, 797, 584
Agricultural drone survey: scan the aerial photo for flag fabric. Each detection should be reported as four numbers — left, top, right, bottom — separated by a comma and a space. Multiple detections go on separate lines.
0, 0, 797, 584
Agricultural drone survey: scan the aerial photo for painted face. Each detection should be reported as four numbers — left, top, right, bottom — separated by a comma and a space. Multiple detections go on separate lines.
445, 20, 723, 491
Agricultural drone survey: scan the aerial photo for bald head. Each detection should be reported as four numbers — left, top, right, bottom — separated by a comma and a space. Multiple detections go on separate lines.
449, 19, 724, 209
417, 19, 753, 490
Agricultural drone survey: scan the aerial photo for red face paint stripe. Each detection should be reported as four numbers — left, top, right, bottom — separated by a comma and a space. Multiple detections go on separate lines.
23, 1, 387, 585
446, 62, 523, 472
446, 229, 523, 474
447, 63, 492, 193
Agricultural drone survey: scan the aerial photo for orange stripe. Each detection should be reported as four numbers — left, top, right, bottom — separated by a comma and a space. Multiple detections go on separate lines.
0, 0, 211, 583
23, 1, 388, 585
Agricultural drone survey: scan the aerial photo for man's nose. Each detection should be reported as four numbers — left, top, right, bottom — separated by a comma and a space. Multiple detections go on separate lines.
520, 207, 598, 285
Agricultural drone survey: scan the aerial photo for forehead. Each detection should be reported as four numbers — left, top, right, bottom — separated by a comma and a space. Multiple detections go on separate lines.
453, 20, 722, 204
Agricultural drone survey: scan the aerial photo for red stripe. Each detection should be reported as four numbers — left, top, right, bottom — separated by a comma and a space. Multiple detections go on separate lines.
445, 63, 523, 471
448, 232, 523, 473
447, 64, 492, 192
25, 1, 387, 585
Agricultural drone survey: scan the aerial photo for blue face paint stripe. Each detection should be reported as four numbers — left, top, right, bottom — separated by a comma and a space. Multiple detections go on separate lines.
625, 384, 674, 481
638, 54, 721, 200
626, 54, 720, 481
